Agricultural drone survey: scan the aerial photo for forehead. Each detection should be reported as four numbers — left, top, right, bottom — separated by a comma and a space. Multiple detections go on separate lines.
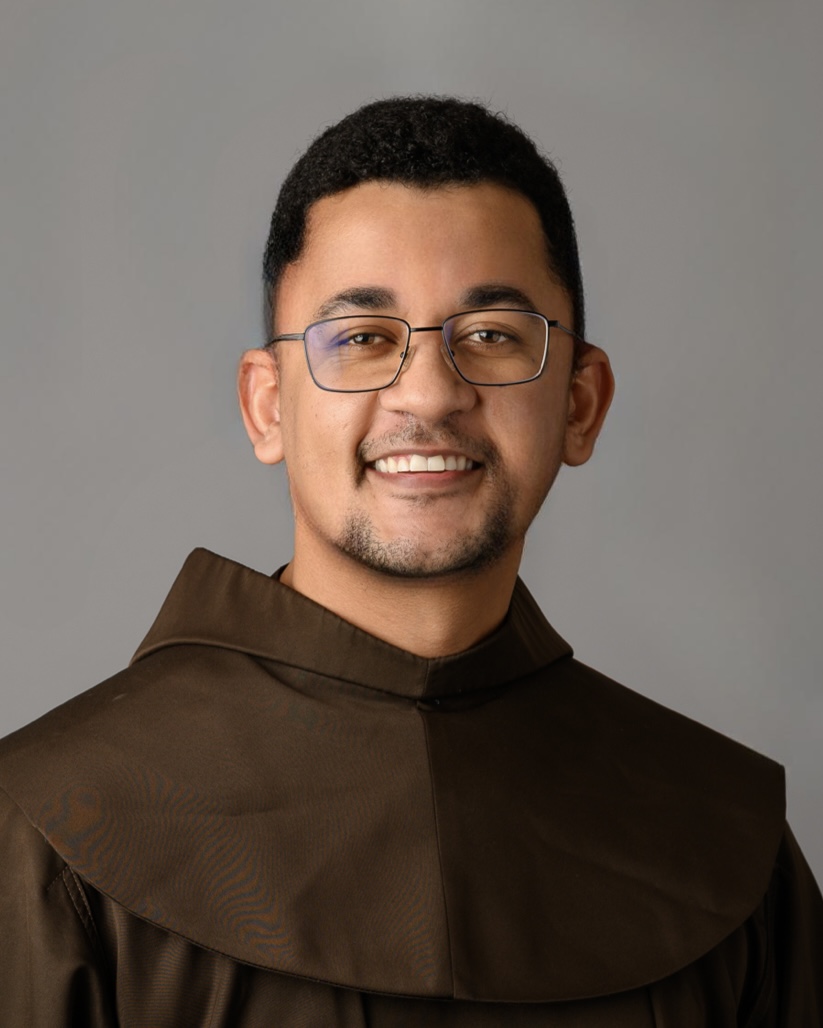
276, 181, 567, 322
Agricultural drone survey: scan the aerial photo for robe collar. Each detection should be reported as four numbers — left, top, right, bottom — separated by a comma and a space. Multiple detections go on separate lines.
133, 548, 573, 701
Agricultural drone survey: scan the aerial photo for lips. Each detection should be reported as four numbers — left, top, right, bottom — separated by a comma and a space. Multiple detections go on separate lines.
373, 453, 475, 474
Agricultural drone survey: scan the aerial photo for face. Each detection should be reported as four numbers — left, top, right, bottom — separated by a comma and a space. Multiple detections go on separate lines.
243, 181, 606, 580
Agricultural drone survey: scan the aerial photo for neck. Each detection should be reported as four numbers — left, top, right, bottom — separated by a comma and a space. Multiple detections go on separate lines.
279, 537, 523, 658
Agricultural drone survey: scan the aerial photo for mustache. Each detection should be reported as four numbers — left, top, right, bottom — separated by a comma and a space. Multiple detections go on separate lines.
357, 420, 500, 469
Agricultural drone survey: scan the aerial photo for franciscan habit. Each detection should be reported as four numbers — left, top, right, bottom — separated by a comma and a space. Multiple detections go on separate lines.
1, 549, 821, 1025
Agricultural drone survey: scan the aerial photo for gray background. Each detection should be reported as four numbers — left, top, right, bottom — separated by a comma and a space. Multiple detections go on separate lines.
2, 0, 821, 882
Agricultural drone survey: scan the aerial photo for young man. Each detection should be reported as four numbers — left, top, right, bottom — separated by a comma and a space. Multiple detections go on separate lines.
1, 98, 820, 1025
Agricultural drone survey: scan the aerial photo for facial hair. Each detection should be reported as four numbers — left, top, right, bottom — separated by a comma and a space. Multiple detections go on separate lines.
332, 419, 552, 580
337, 482, 516, 579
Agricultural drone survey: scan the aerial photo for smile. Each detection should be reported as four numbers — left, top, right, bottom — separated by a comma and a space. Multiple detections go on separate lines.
373, 454, 476, 474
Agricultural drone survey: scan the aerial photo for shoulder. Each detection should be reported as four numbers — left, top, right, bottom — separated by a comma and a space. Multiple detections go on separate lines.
0, 784, 66, 886
537, 655, 784, 794
470, 653, 786, 810
0, 641, 253, 765
0, 643, 252, 839
531, 656, 787, 896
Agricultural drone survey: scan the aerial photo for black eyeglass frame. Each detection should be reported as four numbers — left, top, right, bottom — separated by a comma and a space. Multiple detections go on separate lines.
266, 309, 580, 393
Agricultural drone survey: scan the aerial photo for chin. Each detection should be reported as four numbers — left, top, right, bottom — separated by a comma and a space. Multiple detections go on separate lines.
337, 512, 513, 580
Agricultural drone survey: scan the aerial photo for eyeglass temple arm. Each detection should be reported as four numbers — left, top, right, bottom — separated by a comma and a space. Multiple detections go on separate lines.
266, 333, 305, 346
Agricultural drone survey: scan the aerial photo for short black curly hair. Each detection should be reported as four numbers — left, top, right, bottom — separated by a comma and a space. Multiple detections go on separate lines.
263, 96, 585, 342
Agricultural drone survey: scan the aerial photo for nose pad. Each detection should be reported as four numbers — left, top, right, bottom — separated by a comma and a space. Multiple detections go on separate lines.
395, 337, 457, 382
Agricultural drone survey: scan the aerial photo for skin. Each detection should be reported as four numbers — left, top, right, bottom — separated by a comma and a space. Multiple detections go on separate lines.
239, 181, 614, 657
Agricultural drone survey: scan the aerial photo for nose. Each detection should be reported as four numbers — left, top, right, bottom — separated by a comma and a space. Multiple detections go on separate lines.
380, 328, 477, 421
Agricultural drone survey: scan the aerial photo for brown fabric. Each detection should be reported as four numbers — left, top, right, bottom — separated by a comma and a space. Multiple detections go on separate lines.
1, 548, 821, 1025
131, 547, 573, 700
423, 662, 786, 1001
2, 793, 821, 1026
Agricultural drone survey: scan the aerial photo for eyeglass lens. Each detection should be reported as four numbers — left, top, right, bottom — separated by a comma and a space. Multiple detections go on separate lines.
304, 310, 549, 392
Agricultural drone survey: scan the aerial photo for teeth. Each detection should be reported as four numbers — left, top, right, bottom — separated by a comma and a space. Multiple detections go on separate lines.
374, 453, 474, 474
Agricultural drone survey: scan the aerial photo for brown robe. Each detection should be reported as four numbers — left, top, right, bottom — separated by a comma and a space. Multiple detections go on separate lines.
1, 548, 820, 1025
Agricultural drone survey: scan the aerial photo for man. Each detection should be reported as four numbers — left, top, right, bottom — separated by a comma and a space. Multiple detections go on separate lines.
0, 97, 820, 1025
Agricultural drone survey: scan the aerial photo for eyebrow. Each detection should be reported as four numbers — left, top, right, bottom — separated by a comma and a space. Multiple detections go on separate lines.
458, 284, 537, 311
314, 287, 398, 320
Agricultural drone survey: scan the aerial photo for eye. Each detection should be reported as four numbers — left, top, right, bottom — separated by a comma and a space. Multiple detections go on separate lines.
345, 331, 389, 347
465, 327, 513, 345
453, 322, 525, 350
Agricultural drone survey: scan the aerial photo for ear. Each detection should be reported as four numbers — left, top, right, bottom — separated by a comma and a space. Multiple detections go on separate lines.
237, 348, 285, 465
563, 344, 615, 467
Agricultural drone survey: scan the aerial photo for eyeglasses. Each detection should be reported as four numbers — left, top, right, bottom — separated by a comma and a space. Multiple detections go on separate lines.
267, 310, 578, 393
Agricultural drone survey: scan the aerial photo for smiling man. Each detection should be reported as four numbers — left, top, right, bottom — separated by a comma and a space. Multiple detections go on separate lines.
1, 97, 821, 1026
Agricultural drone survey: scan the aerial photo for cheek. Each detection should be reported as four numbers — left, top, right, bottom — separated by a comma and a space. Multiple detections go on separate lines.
494, 383, 568, 447
491, 388, 569, 491
280, 390, 373, 476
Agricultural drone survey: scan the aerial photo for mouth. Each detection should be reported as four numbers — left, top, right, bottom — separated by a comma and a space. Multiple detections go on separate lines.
372, 453, 476, 474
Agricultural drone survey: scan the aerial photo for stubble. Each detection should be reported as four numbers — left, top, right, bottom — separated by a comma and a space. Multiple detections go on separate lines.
337, 482, 516, 579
